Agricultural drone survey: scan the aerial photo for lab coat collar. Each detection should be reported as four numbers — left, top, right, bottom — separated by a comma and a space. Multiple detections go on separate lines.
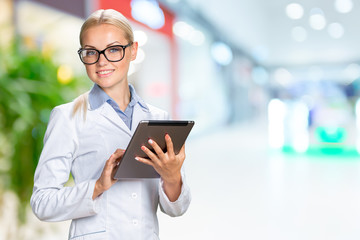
87, 84, 150, 136
88, 84, 149, 112
96, 102, 151, 136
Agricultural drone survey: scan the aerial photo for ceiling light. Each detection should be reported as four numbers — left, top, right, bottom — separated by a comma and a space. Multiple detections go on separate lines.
131, 0, 165, 30
327, 22, 344, 39
173, 21, 193, 39
189, 30, 205, 46
210, 42, 233, 66
134, 30, 148, 46
273, 68, 293, 86
335, 0, 353, 13
309, 8, 326, 30
285, 3, 304, 19
173, 21, 205, 46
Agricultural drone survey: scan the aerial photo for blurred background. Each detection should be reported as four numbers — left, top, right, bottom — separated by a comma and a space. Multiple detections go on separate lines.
1, 0, 360, 239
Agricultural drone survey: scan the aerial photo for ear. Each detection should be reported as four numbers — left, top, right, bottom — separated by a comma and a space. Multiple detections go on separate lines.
130, 41, 138, 61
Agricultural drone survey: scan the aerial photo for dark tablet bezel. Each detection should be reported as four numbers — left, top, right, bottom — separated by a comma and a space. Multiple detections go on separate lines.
114, 120, 194, 179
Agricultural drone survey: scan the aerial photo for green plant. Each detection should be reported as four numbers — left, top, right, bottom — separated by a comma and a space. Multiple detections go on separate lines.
0, 38, 90, 222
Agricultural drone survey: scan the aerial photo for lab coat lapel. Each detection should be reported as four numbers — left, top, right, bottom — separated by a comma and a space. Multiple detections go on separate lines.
131, 104, 150, 134
98, 103, 132, 137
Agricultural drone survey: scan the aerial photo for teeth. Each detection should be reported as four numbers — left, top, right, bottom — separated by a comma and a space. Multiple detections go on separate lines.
98, 70, 113, 74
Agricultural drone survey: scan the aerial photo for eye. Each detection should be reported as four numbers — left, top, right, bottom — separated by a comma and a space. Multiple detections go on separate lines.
108, 47, 121, 53
85, 50, 97, 56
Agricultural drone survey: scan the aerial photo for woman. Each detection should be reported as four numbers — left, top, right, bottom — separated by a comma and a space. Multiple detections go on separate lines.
31, 9, 191, 240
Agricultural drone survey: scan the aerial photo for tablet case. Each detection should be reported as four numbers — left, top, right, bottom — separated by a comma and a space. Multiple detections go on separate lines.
114, 120, 194, 179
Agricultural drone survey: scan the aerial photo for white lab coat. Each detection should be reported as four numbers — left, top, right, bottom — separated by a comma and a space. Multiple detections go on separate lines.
30, 94, 191, 240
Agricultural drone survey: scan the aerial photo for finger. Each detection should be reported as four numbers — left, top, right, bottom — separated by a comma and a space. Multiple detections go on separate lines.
109, 153, 120, 164
113, 149, 125, 158
135, 156, 155, 167
147, 139, 165, 158
103, 158, 116, 176
107, 154, 117, 165
111, 164, 120, 179
115, 157, 122, 166
106, 152, 123, 169
165, 134, 175, 157
111, 149, 124, 163
141, 145, 159, 161
178, 144, 186, 163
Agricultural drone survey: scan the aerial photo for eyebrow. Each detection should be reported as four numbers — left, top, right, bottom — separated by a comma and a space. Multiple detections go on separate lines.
83, 41, 123, 49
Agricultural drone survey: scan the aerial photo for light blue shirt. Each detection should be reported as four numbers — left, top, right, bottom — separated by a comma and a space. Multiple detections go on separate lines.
88, 84, 149, 130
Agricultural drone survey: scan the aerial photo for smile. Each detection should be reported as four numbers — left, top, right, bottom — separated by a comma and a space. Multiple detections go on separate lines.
97, 70, 114, 74
96, 69, 114, 77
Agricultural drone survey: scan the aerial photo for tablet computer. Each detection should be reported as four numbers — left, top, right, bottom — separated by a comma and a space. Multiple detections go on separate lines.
114, 120, 195, 179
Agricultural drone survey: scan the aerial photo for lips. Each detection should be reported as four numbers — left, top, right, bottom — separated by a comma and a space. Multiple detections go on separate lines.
96, 69, 115, 77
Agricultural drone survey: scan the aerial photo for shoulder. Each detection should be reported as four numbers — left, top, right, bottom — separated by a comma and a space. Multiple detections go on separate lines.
145, 103, 170, 120
146, 103, 167, 114
43, 102, 77, 141
51, 91, 89, 121
50, 102, 75, 120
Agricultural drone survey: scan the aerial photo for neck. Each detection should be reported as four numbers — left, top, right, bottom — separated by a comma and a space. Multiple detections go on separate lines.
102, 82, 131, 112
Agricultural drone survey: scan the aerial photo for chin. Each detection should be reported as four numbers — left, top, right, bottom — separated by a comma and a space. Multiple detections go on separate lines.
96, 82, 114, 89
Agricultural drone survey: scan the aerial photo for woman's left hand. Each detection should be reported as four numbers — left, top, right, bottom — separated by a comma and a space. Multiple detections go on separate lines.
136, 134, 185, 201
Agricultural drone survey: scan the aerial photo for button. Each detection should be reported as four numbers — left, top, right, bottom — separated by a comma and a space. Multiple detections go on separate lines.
131, 193, 137, 199
132, 219, 138, 225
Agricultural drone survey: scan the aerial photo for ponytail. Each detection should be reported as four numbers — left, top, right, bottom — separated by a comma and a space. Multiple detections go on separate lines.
72, 91, 89, 121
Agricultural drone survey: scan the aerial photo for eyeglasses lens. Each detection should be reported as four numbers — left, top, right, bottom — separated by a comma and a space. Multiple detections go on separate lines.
80, 46, 125, 64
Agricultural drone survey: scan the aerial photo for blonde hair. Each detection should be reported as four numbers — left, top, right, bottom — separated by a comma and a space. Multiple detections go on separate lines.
72, 91, 89, 120
79, 9, 134, 47
73, 9, 134, 120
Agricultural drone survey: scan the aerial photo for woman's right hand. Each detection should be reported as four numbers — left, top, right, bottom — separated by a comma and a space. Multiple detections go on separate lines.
92, 149, 124, 200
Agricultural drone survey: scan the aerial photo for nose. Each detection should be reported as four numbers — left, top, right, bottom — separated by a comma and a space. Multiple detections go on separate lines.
97, 52, 108, 66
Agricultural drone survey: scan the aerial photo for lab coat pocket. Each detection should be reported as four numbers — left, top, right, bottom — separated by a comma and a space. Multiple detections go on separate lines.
69, 194, 107, 240
70, 230, 107, 240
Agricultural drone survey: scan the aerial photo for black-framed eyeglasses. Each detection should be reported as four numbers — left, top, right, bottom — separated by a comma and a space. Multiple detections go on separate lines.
77, 43, 132, 65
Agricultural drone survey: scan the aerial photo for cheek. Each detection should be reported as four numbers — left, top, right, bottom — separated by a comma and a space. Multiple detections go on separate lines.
113, 60, 129, 71
85, 65, 96, 79
85, 65, 93, 74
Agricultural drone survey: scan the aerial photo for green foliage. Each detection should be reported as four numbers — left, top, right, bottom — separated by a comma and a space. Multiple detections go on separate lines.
0, 39, 90, 222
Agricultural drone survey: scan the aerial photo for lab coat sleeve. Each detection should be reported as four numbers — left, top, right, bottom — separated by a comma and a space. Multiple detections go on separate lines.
157, 109, 191, 216
30, 106, 101, 222
158, 169, 191, 217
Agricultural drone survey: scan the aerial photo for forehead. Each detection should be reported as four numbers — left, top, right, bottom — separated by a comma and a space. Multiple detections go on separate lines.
82, 24, 127, 47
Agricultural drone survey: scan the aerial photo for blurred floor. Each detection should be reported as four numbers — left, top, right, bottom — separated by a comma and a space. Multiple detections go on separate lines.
158, 118, 360, 240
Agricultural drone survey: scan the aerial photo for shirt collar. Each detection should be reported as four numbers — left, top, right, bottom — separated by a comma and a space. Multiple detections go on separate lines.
88, 84, 149, 111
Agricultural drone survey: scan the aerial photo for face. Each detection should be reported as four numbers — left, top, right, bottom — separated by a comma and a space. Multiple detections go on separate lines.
81, 24, 138, 91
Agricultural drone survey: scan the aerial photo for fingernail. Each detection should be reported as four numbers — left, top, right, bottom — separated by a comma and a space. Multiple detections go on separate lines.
148, 139, 153, 144
135, 157, 139, 161
141, 146, 146, 151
